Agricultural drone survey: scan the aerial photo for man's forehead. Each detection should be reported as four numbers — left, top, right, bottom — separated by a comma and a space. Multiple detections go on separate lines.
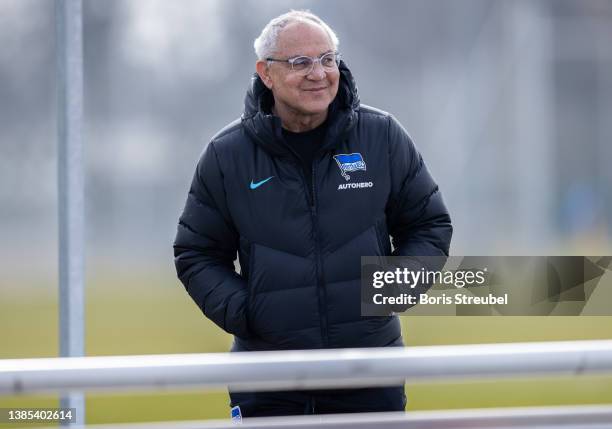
276, 21, 334, 57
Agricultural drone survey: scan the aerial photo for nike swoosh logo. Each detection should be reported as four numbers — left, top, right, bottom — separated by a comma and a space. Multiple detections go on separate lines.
250, 176, 274, 190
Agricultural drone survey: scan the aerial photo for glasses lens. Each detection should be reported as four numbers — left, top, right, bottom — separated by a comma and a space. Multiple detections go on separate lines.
291, 56, 313, 73
321, 53, 338, 69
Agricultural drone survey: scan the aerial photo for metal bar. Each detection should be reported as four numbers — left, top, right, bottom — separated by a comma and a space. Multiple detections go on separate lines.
510, 0, 554, 250
33, 405, 612, 429
1, 340, 612, 395
56, 0, 85, 425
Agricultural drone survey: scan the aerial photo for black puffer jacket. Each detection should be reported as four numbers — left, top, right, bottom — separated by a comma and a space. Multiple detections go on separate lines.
174, 62, 452, 352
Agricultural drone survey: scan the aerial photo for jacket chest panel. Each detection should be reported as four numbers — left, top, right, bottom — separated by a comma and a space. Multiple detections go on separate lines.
224, 147, 389, 250
316, 150, 390, 250
225, 157, 313, 249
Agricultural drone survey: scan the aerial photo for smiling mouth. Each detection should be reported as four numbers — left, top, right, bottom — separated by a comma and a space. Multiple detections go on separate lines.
303, 87, 327, 92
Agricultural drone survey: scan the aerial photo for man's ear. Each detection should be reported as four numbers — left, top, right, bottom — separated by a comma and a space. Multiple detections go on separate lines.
256, 60, 273, 89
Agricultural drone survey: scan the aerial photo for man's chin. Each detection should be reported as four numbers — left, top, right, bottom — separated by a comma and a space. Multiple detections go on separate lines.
295, 102, 332, 117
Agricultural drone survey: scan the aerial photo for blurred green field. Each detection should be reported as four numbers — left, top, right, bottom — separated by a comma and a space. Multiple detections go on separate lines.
1, 269, 612, 427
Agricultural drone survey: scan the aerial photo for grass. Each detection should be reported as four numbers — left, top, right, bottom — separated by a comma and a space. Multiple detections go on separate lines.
1, 269, 612, 426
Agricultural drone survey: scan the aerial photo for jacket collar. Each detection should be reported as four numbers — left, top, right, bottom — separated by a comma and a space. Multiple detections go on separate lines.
241, 60, 360, 158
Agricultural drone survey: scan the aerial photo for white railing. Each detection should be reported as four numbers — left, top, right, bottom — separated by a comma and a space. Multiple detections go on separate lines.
1, 340, 612, 395
31, 406, 612, 429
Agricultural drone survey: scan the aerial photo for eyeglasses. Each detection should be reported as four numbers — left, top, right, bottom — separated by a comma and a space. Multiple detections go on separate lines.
266, 51, 340, 75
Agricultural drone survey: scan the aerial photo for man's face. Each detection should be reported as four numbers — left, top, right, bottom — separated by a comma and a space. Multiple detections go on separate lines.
261, 21, 340, 117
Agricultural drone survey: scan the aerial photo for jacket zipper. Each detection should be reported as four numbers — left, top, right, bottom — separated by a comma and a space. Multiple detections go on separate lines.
310, 160, 329, 348
286, 155, 329, 348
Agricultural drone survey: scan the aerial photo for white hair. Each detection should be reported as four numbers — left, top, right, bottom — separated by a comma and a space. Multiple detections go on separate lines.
253, 10, 339, 60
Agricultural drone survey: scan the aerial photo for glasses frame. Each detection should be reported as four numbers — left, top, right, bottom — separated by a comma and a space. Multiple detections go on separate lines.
266, 51, 341, 75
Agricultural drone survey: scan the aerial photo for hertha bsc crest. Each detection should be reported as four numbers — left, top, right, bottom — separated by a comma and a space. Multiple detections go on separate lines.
333, 153, 366, 181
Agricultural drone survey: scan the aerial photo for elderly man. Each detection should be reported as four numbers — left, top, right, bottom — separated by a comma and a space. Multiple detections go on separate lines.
174, 10, 452, 417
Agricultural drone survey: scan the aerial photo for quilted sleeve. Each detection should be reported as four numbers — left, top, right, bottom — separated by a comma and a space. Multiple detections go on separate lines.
173, 141, 251, 339
385, 115, 453, 257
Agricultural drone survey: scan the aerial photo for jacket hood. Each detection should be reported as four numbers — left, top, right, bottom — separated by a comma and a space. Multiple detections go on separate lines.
241, 60, 360, 158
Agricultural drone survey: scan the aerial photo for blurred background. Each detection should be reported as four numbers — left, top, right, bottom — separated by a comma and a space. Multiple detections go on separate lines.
1, 0, 611, 426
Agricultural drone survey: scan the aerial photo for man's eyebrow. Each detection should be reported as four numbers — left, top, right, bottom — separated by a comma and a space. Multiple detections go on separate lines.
287, 49, 334, 58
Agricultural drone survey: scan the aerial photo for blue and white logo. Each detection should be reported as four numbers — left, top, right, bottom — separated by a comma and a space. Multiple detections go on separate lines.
333, 153, 366, 181
230, 405, 242, 423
